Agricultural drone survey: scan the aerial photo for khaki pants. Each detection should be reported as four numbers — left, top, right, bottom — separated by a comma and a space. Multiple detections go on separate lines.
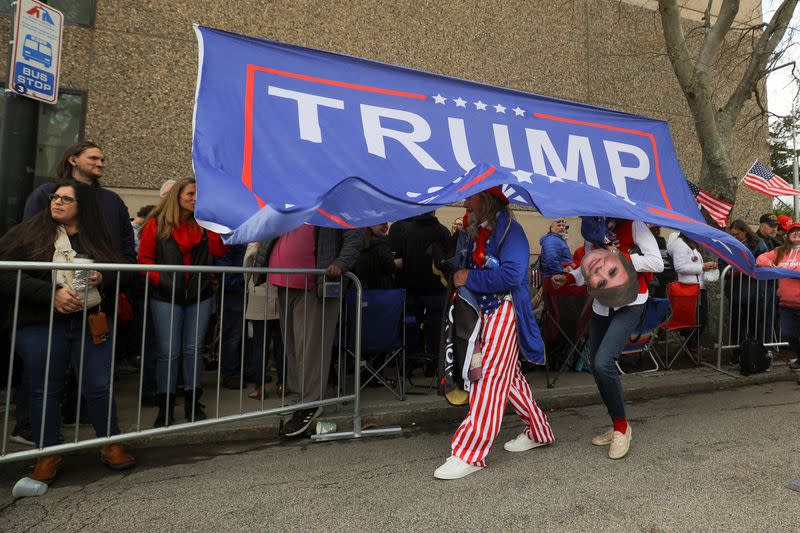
276, 287, 340, 403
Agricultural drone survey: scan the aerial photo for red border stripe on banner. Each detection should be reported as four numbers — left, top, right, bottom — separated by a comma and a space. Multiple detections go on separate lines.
534, 113, 671, 211
241, 64, 428, 209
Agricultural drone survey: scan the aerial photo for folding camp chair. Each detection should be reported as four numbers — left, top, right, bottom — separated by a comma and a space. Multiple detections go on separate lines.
616, 298, 669, 375
344, 289, 407, 400
662, 282, 702, 368
540, 276, 592, 388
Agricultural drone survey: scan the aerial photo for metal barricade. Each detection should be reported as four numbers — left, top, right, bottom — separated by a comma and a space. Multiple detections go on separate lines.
0, 261, 400, 465
710, 264, 789, 372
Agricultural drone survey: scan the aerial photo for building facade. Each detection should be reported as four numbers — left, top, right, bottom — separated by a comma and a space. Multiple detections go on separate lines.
0, 0, 772, 242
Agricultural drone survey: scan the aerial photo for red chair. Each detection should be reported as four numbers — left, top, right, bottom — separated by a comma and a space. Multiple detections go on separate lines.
662, 282, 701, 368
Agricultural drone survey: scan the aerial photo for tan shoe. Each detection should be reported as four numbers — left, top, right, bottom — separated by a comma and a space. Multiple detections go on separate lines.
100, 444, 136, 470
30, 454, 62, 483
608, 425, 632, 459
591, 429, 614, 446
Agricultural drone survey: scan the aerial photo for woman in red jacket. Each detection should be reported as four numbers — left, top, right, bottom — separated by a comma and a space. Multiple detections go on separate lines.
138, 178, 226, 427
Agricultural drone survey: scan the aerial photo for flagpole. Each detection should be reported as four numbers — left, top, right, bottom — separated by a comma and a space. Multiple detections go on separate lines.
792, 100, 799, 219
740, 159, 759, 184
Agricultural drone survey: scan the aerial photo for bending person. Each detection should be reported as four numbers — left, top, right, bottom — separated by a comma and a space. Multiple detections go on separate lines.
553, 218, 663, 460
434, 186, 553, 480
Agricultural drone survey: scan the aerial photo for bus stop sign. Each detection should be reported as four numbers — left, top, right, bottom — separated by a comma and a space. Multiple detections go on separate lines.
8, 0, 63, 104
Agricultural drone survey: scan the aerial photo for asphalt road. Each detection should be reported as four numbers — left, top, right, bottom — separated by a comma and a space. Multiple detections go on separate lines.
2, 381, 800, 532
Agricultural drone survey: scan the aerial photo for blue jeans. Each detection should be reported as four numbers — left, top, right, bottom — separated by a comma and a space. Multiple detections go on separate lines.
16, 317, 120, 447
780, 307, 800, 357
220, 291, 245, 382
247, 319, 284, 385
150, 297, 214, 394
586, 304, 645, 421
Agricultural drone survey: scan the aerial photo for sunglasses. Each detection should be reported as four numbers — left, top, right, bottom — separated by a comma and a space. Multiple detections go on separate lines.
49, 193, 76, 205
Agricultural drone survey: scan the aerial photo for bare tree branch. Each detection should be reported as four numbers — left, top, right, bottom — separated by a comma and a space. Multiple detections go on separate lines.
720, 0, 799, 129
696, 0, 739, 77
658, 0, 693, 90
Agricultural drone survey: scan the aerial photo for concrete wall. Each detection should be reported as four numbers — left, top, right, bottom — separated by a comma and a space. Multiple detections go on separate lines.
1, 0, 772, 246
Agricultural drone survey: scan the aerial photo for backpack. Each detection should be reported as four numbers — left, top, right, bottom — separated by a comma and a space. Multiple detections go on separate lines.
739, 337, 772, 376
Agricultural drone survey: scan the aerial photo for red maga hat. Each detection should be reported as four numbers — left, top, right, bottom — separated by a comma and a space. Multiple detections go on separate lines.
483, 185, 509, 205
787, 222, 800, 233
777, 215, 793, 231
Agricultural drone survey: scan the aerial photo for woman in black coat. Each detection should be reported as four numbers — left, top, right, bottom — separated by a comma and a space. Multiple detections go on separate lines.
352, 223, 396, 290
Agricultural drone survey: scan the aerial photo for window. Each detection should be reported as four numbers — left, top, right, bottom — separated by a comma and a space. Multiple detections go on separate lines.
0, 90, 87, 185
0, 0, 96, 27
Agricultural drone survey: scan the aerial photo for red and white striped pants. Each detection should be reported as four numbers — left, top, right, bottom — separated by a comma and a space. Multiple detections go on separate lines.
451, 300, 554, 467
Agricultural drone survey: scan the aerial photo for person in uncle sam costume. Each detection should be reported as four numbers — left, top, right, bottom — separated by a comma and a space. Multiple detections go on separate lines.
433, 186, 554, 480
553, 217, 664, 460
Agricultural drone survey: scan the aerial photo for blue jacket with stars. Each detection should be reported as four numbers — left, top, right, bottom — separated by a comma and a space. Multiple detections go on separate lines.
462, 210, 544, 364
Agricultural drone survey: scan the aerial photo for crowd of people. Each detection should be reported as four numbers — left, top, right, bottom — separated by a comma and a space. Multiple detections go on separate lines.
1, 140, 799, 483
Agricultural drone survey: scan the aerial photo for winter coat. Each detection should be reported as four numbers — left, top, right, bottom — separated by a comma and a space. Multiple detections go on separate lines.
0, 225, 126, 328
667, 237, 704, 288
452, 210, 544, 364
352, 233, 395, 290
25, 182, 136, 264
137, 218, 226, 304
256, 227, 361, 297
720, 237, 768, 305
756, 246, 800, 309
538, 232, 572, 276
392, 213, 450, 292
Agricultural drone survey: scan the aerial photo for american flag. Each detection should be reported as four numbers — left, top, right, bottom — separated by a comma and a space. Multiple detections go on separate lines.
685, 179, 733, 228
741, 160, 800, 197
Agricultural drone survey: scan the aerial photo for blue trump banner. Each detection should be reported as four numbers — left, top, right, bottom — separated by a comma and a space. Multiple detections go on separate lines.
191, 26, 796, 280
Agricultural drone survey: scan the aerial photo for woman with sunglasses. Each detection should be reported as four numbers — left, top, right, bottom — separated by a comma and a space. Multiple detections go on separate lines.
0, 180, 135, 484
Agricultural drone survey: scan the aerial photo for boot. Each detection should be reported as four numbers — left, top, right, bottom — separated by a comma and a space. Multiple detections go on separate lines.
100, 443, 136, 470
30, 454, 62, 483
184, 389, 207, 422
152, 393, 175, 428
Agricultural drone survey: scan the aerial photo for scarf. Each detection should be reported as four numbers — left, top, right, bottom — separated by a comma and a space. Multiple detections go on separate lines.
53, 226, 102, 308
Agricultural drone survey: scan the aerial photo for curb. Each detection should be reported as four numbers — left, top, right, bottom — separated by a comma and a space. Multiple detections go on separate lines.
123, 368, 798, 450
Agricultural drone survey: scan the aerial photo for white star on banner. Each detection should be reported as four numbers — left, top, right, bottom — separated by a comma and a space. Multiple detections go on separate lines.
433, 94, 446, 104
511, 170, 533, 183
474, 100, 487, 111
453, 97, 467, 107
513, 107, 525, 116
494, 103, 506, 114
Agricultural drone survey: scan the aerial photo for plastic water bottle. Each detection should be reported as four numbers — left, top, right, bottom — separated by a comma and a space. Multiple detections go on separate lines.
12, 477, 48, 497
483, 255, 500, 269
71, 255, 93, 295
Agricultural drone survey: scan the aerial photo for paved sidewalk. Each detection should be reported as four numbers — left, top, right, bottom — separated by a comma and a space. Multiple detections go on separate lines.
3, 360, 797, 453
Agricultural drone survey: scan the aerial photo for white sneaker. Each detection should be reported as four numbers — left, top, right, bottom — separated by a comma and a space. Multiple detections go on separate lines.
608, 425, 632, 459
433, 456, 483, 480
591, 429, 614, 446
503, 433, 551, 452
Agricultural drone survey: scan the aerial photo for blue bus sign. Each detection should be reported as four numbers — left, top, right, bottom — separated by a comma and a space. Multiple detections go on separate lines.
9, 0, 63, 104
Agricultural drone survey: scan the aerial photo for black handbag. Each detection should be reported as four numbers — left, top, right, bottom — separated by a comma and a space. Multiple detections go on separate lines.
739, 336, 772, 376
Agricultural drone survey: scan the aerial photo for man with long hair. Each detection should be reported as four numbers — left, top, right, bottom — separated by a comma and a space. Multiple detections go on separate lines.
434, 186, 553, 480
24, 141, 136, 263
